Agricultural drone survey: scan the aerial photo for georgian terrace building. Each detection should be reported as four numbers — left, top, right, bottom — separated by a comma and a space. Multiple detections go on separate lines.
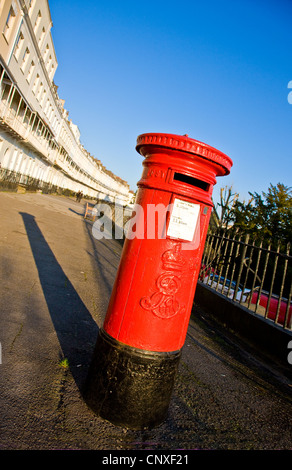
0, 0, 131, 204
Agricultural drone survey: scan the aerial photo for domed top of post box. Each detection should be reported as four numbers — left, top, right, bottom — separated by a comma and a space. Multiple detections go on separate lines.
136, 133, 233, 176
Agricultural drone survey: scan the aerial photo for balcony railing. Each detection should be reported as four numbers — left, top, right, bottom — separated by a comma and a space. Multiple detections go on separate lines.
0, 100, 56, 164
0, 167, 57, 193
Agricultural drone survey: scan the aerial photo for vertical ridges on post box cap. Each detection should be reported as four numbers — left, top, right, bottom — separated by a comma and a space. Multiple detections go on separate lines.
136, 133, 233, 175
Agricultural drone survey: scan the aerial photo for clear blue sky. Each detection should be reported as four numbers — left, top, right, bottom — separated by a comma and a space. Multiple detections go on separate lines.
49, 0, 292, 205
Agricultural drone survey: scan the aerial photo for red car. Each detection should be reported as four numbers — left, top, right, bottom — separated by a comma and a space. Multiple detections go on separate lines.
250, 288, 292, 327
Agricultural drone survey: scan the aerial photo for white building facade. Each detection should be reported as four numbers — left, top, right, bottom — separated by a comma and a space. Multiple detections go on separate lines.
0, 0, 130, 204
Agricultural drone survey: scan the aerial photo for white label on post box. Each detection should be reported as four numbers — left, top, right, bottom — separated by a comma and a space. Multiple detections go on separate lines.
167, 198, 200, 241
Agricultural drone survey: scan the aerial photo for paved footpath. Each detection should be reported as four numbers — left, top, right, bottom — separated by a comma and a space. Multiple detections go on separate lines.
0, 192, 291, 454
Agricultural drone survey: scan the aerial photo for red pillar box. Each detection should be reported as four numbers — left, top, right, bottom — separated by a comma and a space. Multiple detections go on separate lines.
85, 133, 232, 430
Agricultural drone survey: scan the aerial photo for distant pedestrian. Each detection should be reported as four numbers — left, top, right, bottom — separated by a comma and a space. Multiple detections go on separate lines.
76, 191, 81, 202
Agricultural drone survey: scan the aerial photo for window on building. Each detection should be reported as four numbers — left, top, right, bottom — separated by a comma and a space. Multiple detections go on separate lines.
40, 88, 46, 106
34, 10, 41, 33
27, 61, 35, 83
44, 44, 49, 61
13, 31, 24, 61
49, 106, 54, 120
28, 0, 35, 11
37, 82, 43, 100
38, 26, 45, 47
49, 63, 55, 81
20, 47, 30, 73
44, 98, 49, 115
46, 55, 53, 75
32, 73, 40, 94
3, 5, 16, 41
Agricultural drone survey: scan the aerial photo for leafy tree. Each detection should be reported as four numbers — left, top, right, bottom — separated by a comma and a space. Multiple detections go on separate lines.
221, 183, 292, 246
211, 183, 292, 297
260, 183, 292, 243
214, 185, 239, 234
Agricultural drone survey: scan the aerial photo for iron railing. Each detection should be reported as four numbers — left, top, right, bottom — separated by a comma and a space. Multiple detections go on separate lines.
199, 232, 292, 330
0, 167, 58, 194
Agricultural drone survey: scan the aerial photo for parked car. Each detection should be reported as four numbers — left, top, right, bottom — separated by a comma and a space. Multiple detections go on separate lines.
203, 274, 250, 301
202, 273, 292, 328
249, 288, 292, 327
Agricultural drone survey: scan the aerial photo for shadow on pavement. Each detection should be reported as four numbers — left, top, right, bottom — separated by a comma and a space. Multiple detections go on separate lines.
83, 218, 121, 299
20, 212, 98, 391
68, 207, 84, 216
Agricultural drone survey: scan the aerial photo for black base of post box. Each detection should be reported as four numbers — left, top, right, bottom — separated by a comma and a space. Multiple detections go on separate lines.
84, 328, 181, 430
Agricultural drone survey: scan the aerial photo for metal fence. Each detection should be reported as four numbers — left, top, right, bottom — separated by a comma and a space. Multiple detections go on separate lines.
199, 232, 292, 330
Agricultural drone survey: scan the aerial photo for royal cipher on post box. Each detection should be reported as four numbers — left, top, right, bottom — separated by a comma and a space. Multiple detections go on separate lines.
85, 133, 233, 430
